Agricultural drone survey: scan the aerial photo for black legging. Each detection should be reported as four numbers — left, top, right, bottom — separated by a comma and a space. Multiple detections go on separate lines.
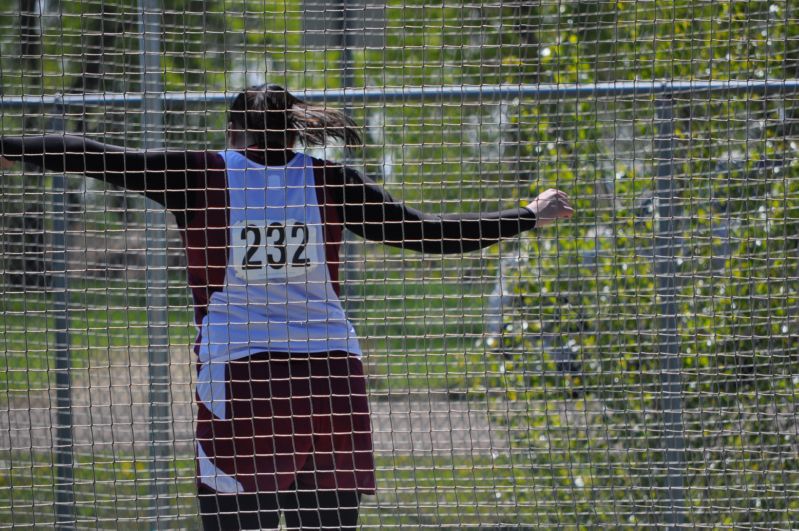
198, 485, 361, 530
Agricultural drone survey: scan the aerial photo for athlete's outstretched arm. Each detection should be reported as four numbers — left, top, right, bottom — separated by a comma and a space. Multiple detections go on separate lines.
0, 135, 205, 213
324, 165, 572, 254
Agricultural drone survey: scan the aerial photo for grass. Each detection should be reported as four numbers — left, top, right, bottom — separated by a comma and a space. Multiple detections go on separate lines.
0, 449, 199, 528
1, 258, 496, 398
0, 279, 196, 398
347, 253, 494, 395
0, 450, 551, 529
0, 261, 547, 528
10, 447, 793, 528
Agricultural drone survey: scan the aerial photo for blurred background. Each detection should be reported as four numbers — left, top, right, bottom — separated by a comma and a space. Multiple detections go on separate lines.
0, 1, 798, 527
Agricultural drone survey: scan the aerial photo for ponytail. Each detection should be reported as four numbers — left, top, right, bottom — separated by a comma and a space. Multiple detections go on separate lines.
228, 84, 362, 149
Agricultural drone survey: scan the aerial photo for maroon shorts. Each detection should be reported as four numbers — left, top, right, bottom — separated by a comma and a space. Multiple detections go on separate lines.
195, 351, 375, 494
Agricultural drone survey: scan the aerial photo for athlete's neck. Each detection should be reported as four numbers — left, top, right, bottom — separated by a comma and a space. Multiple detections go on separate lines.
236, 147, 296, 167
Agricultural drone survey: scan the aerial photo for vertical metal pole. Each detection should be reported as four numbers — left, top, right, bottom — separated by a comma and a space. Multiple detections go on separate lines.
654, 97, 686, 528
339, 0, 358, 304
50, 102, 75, 529
138, 2, 171, 527
341, 0, 355, 99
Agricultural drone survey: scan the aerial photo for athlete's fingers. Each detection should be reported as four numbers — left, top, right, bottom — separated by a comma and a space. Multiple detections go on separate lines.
545, 188, 566, 197
555, 197, 572, 209
0, 156, 16, 170
557, 196, 575, 217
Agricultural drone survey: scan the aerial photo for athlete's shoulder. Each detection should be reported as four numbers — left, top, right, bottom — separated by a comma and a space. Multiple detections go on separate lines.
187, 151, 226, 181
306, 155, 339, 170
215, 149, 248, 167
307, 157, 365, 187
201, 151, 227, 169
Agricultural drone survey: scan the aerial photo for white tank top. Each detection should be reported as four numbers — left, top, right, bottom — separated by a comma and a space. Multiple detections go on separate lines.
196, 150, 362, 364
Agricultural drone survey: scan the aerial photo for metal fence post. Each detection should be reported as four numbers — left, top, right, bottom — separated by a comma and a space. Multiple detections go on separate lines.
654, 96, 687, 528
340, 0, 359, 308
50, 100, 75, 530
137, 2, 172, 527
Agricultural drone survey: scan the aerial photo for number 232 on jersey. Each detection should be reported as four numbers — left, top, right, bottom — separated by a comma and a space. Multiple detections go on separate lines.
231, 220, 323, 281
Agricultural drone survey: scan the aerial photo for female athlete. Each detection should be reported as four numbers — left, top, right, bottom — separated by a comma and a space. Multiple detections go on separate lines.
0, 84, 574, 530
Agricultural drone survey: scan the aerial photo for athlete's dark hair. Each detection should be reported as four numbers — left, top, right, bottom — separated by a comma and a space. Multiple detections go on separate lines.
228, 84, 362, 149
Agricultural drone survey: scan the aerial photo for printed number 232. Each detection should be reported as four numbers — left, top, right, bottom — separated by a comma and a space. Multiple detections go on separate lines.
241, 222, 311, 270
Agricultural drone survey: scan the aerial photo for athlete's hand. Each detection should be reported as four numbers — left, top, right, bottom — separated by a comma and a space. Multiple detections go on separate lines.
525, 189, 575, 228
0, 157, 16, 170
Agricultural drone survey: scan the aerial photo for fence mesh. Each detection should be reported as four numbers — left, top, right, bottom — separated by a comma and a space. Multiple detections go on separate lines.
1, 1, 798, 528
